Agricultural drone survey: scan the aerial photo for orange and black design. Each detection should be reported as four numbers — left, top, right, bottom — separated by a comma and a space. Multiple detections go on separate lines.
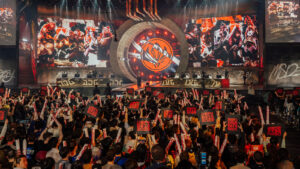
140, 38, 173, 71
128, 28, 180, 80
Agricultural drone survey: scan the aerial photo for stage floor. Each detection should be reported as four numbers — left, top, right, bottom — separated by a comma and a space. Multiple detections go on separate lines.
112, 81, 264, 94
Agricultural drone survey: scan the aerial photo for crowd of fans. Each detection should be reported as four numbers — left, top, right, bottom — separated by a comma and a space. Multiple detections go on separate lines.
0, 84, 299, 169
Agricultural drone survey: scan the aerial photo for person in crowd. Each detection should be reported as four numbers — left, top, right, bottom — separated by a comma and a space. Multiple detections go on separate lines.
0, 84, 298, 169
14, 155, 28, 169
104, 83, 112, 96
93, 85, 100, 96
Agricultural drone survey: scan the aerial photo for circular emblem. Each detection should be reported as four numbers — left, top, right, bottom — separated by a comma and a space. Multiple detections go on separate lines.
141, 38, 173, 72
126, 28, 181, 80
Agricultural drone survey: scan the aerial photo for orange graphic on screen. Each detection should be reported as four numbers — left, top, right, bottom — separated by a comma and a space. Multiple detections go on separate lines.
141, 38, 173, 72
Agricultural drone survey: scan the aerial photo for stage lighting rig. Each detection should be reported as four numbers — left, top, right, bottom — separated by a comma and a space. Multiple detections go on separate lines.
126, 0, 161, 21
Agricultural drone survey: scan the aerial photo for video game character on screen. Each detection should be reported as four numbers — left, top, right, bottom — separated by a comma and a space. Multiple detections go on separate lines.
185, 15, 259, 68
268, 0, 299, 27
97, 22, 114, 61
184, 20, 201, 62
37, 18, 115, 68
37, 20, 56, 67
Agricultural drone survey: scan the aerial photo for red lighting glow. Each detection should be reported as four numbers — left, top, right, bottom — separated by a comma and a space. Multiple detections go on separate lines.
148, 31, 153, 36
133, 58, 137, 62
156, 31, 160, 34
149, 75, 153, 79
164, 31, 168, 36
171, 35, 175, 39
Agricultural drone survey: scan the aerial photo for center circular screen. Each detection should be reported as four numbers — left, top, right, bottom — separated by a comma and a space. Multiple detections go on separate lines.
127, 28, 181, 80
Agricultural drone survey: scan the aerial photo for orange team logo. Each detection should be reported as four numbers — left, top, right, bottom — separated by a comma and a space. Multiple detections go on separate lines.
140, 38, 173, 72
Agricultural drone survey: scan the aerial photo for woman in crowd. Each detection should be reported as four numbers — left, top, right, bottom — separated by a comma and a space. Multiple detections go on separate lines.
0, 86, 298, 169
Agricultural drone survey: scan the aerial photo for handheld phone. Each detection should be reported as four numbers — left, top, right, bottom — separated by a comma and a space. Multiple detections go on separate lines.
201, 152, 207, 165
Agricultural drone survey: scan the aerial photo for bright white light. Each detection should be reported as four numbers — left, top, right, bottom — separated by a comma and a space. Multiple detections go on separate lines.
22, 38, 28, 42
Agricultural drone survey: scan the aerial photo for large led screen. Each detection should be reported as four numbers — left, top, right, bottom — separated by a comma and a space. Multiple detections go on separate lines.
184, 15, 259, 68
0, 0, 16, 45
266, 0, 300, 42
37, 18, 114, 68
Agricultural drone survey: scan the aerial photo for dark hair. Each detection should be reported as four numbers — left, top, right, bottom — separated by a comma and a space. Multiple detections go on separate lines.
15, 155, 26, 165
235, 150, 247, 164
49, 137, 58, 148
124, 158, 138, 169
228, 134, 237, 145
253, 151, 263, 163
129, 131, 136, 140
151, 145, 165, 162
43, 132, 53, 140
59, 147, 70, 159
114, 143, 123, 155
42, 157, 55, 169
81, 149, 92, 164
105, 149, 116, 162
175, 160, 194, 169
278, 148, 289, 162
136, 144, 147, 162
71, 161, 83, 169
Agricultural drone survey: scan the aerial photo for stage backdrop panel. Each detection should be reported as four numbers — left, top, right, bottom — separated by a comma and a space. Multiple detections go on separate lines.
184, 15, 260, 68
37, 17, 114, 68
0, 48, 17, 87
266, 60, 300, 87
265, 0, 300, 43
0, 0, 16, 45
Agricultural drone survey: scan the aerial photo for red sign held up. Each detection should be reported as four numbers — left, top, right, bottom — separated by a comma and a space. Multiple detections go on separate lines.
226, 115, 240, 134
214, 89, 221, 95
162, 109, 173, 120
0, 110, 5, 121
186, 107, 197, 116
41, 86, 47, 91
203, 90, 210, 96
0, 88, 4, 94
84, 105, 99, 118
199, 110, 216, 125
215, 101, 223, 110
145, 87, 152, 92
21, 88, 29, 93
276, 88, 283, 94
0, 109, 7, 123
128, 101, 141, 110
87, 106, 98, 118
158, 93, 165, 100
127, 88, 134, 95
136, 119, 151, 134
266, 126, 282, 137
